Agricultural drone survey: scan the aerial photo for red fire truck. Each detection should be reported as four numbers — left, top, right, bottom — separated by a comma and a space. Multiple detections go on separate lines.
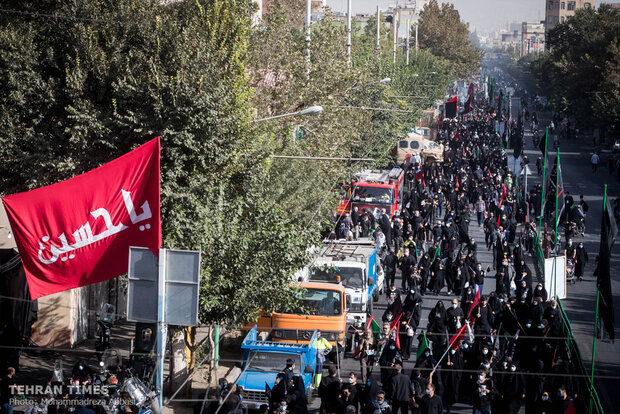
337, 166, 405, 218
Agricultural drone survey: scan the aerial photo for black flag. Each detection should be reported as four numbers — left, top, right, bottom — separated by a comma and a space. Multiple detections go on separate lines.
460, 95, 472, 115
597, 197, 615, 341
445, 96, 457, 118
539, 129, 548, 155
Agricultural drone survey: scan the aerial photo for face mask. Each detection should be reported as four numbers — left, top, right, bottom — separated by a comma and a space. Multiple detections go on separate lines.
424, 352, 430, 357
526, 323, 532, 328
510, 366, 516, 372
389, 345, 396, 350
557, 392, 563, 398
387, 315, 393, 321
484, 364, 490, 369
348, 378, 355, 384
478, 375, 485, 381
424, 389, 431, 395
462, 343, 469, 349
452, 304, 458, 309
79, 366, 84, 370
435, 312, 441, 318
542, 395, 549, 401
280, 406, 287, 411
482, 350, 488, 355
450, 349, 456, 354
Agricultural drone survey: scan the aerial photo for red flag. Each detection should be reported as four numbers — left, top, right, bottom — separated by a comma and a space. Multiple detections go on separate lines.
390, 312, 403, 349
2, 138, 161, 300
565, 400, 576, 414
467, 285, 481, 319
456, 175, 460, 189
365, 315, 374, 331
449, 323, 468, 350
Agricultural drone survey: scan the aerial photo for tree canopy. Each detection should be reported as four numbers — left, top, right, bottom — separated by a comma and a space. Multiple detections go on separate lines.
531, 4, 620, 134
416, 0, 483, 79
0, 0, 455, 327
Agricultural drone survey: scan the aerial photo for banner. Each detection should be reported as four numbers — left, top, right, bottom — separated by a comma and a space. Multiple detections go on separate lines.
2, 138, 161, 299
445, 96, 458, 119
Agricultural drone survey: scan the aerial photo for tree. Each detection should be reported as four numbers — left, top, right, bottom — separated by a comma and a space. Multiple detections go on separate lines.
0, 0, 311, 327
416, 0, 483, 79
531, 4, 620, 135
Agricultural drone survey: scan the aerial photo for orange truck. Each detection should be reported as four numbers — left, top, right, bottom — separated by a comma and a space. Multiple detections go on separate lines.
252, 281, 348, 363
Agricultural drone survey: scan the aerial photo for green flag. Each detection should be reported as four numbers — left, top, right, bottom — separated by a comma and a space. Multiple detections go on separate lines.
416, 331, 429, 359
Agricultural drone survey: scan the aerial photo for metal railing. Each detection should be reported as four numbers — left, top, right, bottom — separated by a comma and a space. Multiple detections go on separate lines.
532, 231, 604, 413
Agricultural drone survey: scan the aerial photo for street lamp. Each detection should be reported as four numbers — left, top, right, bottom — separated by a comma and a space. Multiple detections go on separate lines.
344, 78, 391, 93
251, 105, 323, 123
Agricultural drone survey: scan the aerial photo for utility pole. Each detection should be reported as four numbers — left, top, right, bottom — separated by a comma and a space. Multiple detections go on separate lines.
305, 0, 311, 80
376, 5, 380, 53
415, 23, 418, 53
406, 19, 410, 65
392, 9, 397, 63
347, 0, 352, 66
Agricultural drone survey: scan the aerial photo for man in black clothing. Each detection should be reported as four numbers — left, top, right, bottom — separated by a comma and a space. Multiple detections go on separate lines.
319, 366, 341, 414
419, 383, 443, 414
388, 365, 411, 414
384, 249, 398, 289
399, 249, 416, 291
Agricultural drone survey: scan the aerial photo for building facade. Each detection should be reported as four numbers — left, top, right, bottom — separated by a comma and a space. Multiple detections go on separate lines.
522, 22, 545, 56
545, 0, 594, 31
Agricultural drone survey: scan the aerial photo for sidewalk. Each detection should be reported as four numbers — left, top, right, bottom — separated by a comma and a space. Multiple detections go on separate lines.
14, 320, 241, 413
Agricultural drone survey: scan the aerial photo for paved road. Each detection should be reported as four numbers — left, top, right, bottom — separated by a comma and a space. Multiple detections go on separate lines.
520, 117, 620, 411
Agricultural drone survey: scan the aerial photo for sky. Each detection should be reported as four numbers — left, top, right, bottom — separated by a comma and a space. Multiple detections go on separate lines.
325, 0, 604, 35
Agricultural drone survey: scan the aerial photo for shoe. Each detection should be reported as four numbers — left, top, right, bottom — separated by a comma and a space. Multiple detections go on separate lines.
579, 276, 583, 281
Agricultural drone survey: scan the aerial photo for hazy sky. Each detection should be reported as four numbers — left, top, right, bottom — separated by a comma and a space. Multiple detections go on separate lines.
326, 0, 604, 35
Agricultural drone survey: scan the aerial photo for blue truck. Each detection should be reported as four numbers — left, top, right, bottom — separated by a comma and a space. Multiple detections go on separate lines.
237, 326, 317, 410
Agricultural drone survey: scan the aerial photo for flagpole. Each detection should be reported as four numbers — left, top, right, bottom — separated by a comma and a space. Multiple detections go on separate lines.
537, 128, 549, 243
554, 146, 559, 299
590, 289, 600, 414
589, 184, 606, 414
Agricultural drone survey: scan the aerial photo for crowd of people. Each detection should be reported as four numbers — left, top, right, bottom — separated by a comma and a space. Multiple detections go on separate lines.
282, 80, 589, 414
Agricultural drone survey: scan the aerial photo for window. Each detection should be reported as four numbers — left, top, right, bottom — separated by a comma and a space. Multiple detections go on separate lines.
352, 186, 393, 205
584, 2, 591, 8
567, 1, 575, 10
561, 1, 565, 9
548, 16, 553, 23
310, 266, 364, 289
548, 1, 553, 9
561, 16, 565, 22
410, 140, 420, 149
399, 140, 408, 148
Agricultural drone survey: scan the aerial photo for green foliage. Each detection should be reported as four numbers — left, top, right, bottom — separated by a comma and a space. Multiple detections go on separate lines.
0, 0, 455, 327
416, 0, 483, 79
530, 5, 620, 134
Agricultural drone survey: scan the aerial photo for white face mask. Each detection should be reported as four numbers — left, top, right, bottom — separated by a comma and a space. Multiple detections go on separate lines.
510, 366, 516, 372
424, 389, 431, 395
542, 395, 549, 401
478, 375, 485, 381
452, 304, 458, 309
348, 378, 355, 384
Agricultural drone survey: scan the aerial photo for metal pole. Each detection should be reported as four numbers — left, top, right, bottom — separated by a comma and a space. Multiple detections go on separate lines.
305, 0, 311, 80
415, 23, 418, 52
589, 184, 606, 413
537, 127, 549, 243
346, 0, 352, 65
406, 19, 410, 65
271, 155, 375, 161
214, 324, 220, 369
590, 289, 601, 414
392, 11, 397, 63
554, 147, 560, 299
156, 248, 167, 408
375, 5, 380, 53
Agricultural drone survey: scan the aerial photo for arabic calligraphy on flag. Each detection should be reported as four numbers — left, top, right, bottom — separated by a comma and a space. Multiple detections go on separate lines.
1, 137, 161, 300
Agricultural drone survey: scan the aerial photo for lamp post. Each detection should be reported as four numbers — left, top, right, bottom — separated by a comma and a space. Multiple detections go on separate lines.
344, 77, 391, 93
251, 105, 323, 123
